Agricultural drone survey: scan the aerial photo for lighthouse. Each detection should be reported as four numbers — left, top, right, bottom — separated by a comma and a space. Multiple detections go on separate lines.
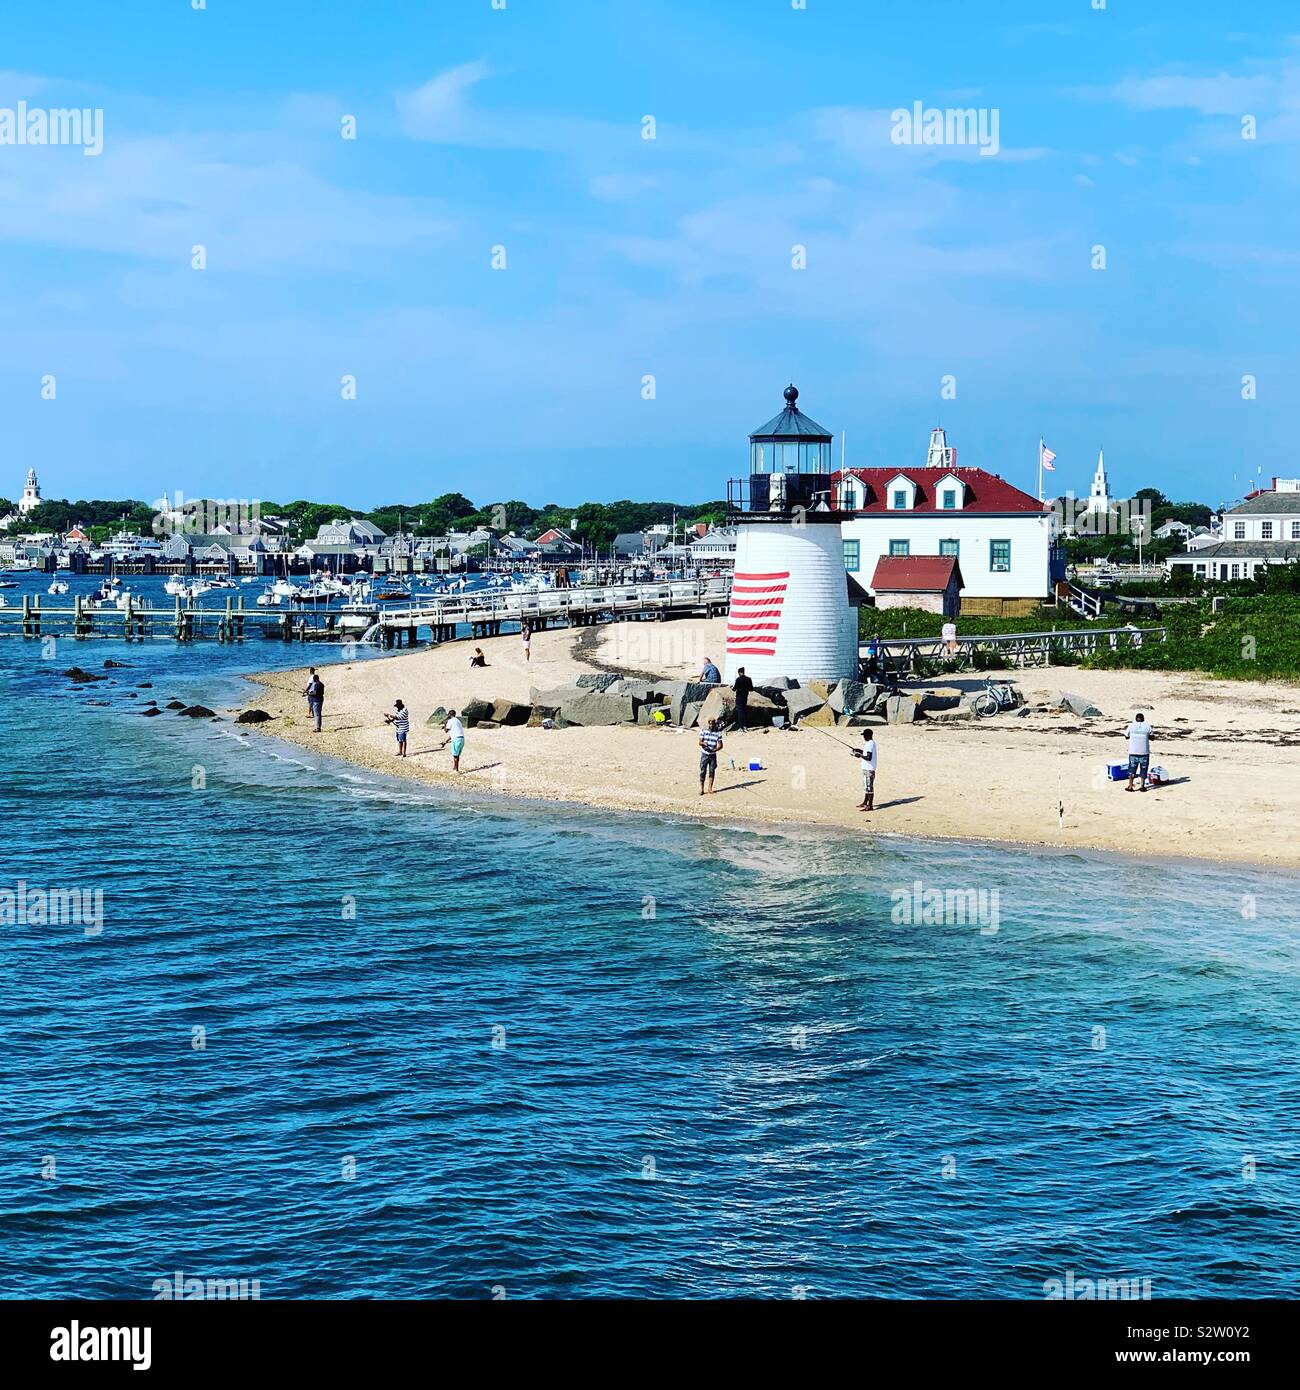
723, 385, 858, 685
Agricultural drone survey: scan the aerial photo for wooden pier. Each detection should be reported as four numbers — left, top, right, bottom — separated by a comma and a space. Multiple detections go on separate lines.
0, 576, 735, 644
375, 577, 734, 648
0, 593, 359, 643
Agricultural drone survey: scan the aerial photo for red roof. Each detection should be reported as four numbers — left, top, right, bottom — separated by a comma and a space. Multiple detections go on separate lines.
832, 466, 1045, 514
870, 554, 963, 592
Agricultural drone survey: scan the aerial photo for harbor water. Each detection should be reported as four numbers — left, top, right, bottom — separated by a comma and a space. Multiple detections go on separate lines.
1, 634, 1298, 1298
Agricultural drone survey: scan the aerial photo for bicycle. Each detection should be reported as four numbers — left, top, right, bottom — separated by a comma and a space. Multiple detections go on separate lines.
972, 680, 1017, 717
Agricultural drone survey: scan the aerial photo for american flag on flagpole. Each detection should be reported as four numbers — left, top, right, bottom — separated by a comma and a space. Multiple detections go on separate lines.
1040, 442, 1057, 471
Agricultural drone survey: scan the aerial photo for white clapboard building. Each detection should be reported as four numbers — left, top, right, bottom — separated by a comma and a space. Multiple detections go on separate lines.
835, 443, 1057, 616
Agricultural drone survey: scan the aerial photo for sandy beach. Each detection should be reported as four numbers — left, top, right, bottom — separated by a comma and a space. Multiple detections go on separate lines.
236, 618, 1300, 869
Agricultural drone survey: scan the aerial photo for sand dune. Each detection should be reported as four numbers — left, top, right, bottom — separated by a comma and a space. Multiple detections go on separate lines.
238, 618, 1300, 869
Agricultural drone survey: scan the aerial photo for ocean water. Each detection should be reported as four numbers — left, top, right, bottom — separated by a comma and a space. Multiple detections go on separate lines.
1, 628, 1298, 1300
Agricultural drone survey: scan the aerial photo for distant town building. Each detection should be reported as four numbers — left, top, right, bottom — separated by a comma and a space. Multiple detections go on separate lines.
316, 518, 386, 546
1168, 486, 1300, 581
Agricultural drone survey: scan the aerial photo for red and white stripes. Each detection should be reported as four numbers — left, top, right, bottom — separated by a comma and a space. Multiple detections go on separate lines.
726, 570, 788, 656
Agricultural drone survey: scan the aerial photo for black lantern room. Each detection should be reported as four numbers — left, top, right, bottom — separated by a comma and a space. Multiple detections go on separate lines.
740, 384, 834, 514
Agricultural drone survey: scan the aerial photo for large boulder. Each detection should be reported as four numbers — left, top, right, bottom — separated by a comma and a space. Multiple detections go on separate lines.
799, 702, 842, 728
63, 667, 105, 684
781, 688, 826, 724
236, 709, 273, 724
575, 673, 621, 691
754, 684, 791, 705
425, 705, 448, 725
681, 699, 706, 728
461, 697, 496, 727
491, 698, 531, 726
927, 704, 975, 724
806, 679, 836, 701
1056, 690, 1102, 718
918, 688, 963, 713
885, 695, 920, 724
530, 684, 584, 712
659, 681, 714, 726
698, 687, 735, 728
560, 691, 636, 726
828, 679, 879, 715
177, 705, 217, 719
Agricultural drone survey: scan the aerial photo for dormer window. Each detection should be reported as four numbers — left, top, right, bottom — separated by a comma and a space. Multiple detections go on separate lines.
886, 474, 916, 510
839, 477, 865, 510
935, 474, 965, 511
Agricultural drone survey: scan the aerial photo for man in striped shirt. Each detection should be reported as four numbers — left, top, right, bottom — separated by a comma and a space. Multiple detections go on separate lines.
384, 699, 410, 757
698, 719, 724, 796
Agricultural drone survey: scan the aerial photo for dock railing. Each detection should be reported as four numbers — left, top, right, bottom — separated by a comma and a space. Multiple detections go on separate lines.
866, 624, 1165, 673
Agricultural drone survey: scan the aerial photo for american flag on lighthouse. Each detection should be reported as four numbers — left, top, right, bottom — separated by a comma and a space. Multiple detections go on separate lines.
726, 571, 788, 656
1040, 442, 1057, 471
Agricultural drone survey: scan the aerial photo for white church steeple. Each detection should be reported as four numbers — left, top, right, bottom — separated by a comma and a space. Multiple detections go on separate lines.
17, 467, 41, 515
1085, 448, 1110, 515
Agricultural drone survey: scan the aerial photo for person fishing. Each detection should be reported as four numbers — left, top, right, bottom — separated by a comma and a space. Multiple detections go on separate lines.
384, 699, 409, 757
304, 668, 325, 733
852, 728, 878, 812
442, 709, 466, 773
698, 718, 724, 796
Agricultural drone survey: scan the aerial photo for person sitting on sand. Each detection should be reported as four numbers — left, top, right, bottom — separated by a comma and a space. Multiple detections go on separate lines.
469, 647, 487, 668
698, 718, 723, 796
1125, 711, 1153, 792
852, 728, 878, 812
700, 656, 721, 684
384, 699, 410, 757
443, 709, 465, 773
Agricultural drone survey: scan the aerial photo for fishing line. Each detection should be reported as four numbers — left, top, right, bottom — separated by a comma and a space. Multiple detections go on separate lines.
807, 725, 865, 752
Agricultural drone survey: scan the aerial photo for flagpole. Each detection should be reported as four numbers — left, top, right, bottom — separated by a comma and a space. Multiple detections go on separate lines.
1038, 437, 1043, 502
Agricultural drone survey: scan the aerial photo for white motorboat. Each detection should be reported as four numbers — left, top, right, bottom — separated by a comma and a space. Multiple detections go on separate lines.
48, 578, 69, 595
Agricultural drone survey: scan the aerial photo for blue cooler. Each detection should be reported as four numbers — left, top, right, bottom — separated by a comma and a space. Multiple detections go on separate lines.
1106, 759, 1128, 781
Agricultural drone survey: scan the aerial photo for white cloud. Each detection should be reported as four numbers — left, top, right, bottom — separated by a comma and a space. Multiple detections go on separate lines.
395, 60, 491, 141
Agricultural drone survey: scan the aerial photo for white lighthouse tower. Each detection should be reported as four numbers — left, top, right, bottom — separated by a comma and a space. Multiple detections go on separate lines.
723, 385, 858, 685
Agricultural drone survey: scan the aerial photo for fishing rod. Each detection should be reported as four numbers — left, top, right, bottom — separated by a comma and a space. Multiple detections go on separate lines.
807, 725, 867, 753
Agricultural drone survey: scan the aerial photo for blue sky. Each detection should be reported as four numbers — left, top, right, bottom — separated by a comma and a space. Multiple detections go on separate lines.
2, 0, 1298, 510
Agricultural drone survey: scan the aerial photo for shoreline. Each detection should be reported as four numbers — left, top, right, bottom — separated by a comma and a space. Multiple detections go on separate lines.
223, 714, 1300, 880
234, 618, 1300, 870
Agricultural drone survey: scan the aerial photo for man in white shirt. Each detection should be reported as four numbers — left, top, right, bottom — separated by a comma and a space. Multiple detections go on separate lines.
1125, 711, 1153, 792
854, 728, 878, 812
443, 710, 466, 774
